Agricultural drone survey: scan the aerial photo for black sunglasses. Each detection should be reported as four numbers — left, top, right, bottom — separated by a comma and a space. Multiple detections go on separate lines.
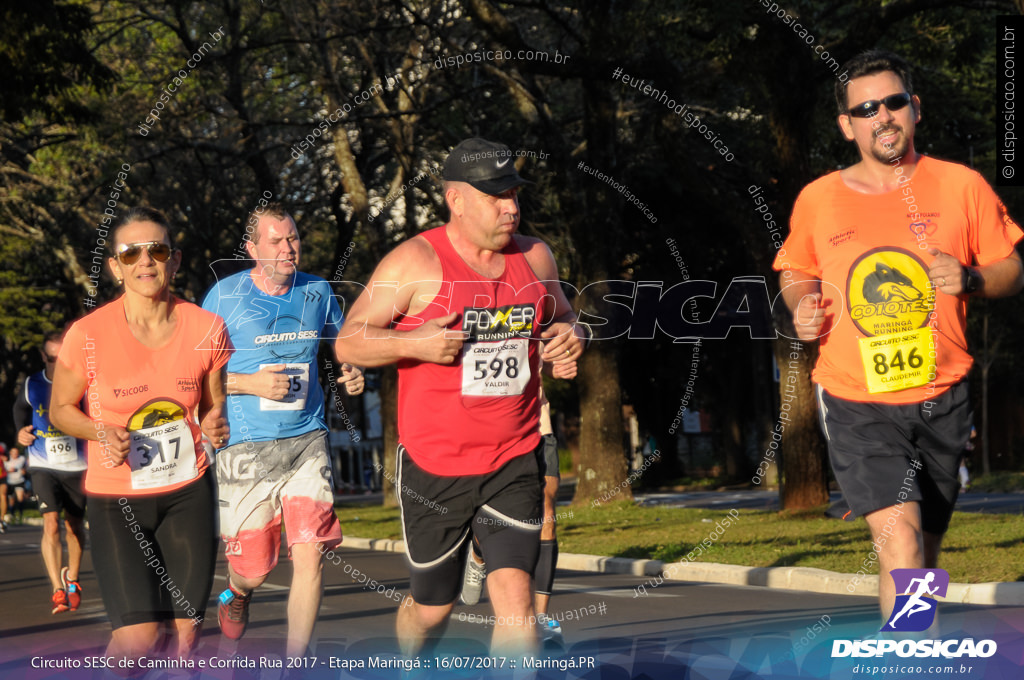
116, 241, 173, 265
847, 93, 912, 119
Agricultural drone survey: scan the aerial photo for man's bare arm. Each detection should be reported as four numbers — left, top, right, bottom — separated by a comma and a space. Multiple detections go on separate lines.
971, 250, 1023, 297
779, 270, 826, 342
519, 236, 587, 364
335, 239, 464, 367
928, 248, 1024, 297
226, 366, 290, 399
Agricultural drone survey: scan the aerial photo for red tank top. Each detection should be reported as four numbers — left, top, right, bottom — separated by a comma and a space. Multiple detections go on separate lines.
395, 226, 545, 476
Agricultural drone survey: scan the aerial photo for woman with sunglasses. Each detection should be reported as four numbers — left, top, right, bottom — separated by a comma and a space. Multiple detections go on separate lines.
50, 206, 233, 664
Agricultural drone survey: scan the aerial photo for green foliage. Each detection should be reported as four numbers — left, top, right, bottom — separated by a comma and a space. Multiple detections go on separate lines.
0, 0, 115, 122
0, 238, 67, 351
2, 0, 1023, 474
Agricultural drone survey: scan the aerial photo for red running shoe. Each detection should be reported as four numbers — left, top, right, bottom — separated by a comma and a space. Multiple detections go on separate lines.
52, 589, 69, 614
218, 583, 252, 640
61, 566, 82, 611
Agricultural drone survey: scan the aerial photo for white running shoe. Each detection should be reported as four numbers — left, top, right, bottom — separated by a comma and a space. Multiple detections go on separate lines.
460, 553, 487, 605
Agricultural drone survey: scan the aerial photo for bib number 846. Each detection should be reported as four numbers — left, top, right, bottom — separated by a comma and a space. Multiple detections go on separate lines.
872, 347, 924, 375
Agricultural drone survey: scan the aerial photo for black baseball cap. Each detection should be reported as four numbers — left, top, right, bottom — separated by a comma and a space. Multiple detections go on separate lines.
442, 137, 532, 196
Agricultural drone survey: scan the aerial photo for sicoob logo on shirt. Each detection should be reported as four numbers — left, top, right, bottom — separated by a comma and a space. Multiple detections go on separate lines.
113, 385, 149, 398
847, 248, 934, 336
882, 568, 949, 632
462, 304, 536, 341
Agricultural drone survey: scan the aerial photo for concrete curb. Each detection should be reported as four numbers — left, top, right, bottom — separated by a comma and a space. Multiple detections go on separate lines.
342, 535, 1024, 606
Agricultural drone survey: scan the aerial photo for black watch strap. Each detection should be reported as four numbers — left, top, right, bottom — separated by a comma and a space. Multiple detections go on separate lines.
963, 266, 981, 295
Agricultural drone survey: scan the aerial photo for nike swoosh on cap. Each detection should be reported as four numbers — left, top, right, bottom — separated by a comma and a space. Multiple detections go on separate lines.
496, 159, 510, 168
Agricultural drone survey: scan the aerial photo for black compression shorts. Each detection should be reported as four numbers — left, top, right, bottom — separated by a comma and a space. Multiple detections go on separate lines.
88, 472, 217, 628
539, 434, 560, 480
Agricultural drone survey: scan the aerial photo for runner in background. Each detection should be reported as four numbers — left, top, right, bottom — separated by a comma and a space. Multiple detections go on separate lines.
4, 447, 28, 523
534, 393, 563, 643
14, 331, 88, 614
0, 444, 8, 532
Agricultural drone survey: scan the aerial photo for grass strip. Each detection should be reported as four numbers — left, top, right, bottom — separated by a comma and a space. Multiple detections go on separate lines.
334, 500, 1024, 583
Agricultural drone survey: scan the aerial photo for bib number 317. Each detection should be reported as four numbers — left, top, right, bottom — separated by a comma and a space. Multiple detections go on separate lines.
128, 418, 197, 490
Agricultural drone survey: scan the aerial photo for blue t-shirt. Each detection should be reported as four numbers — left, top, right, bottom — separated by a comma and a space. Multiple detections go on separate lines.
202, 270, 344, 445
22, 371, 87, 472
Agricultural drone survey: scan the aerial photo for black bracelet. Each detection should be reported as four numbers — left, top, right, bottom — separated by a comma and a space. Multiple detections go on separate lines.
962, 266, 981, 295
574, 321, 593, 348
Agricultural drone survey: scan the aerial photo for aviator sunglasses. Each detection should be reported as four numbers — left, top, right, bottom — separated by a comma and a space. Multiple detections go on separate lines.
116, 241, 173, 265
846, 92, 912, 119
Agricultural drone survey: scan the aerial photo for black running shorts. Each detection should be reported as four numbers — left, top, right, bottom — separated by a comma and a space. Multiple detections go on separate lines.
817, 381, 971, 535
32, 469, 85, 518
396, 444, 543, 606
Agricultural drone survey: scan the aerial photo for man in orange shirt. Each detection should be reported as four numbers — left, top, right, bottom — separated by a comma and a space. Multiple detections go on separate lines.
774, 50, 1024, 622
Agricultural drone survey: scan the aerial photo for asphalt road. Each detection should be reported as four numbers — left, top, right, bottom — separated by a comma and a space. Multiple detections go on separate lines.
2, 519, 1023, 679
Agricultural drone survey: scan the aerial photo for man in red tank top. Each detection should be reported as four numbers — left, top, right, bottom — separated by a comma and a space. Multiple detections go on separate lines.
336, 138, 587, 655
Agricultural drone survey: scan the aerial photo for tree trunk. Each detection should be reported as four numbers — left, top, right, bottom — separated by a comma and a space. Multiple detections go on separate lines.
981, 314, 991, 477
775, 339, 829, 509
572, 341, 629, 503
380, 365, 399, 508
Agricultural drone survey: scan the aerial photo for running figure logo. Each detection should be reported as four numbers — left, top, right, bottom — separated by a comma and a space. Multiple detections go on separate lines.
882, 568, 949, 632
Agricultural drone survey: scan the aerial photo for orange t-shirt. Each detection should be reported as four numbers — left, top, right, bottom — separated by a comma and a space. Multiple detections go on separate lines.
59, 297, 233, 495
774, 156, 1022, 404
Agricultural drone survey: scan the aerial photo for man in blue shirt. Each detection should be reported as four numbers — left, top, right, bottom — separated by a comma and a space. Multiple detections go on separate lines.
202, 203, 363, 656
14, 331, 88, 615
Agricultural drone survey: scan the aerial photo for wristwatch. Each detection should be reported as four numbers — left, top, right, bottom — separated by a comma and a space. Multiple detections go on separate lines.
962, 266, 982, 295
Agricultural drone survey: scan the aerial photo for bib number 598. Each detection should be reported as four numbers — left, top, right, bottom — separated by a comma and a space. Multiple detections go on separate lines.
473, 357, 520, 380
